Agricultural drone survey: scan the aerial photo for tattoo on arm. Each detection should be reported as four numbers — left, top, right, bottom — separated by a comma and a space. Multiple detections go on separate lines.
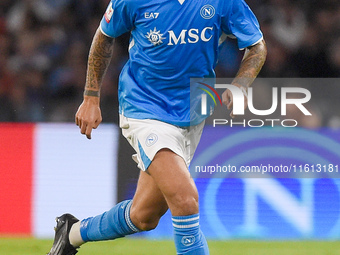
85, 28, 115, 97
232, 39, 267, 89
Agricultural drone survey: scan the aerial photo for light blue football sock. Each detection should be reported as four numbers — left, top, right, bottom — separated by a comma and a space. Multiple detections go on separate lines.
79, 199, 140, 242
172, 214, 209, 255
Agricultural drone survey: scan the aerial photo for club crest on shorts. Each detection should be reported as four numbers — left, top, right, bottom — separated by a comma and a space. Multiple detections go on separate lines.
181, 235, 195, 246
146, 133, 158, 147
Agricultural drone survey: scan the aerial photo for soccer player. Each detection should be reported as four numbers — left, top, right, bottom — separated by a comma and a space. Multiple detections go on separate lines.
47, 0, 266, 254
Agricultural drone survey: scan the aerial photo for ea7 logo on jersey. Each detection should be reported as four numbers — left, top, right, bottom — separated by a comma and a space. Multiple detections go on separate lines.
145, 12, 159, 19
168, 27, 214, 45
104, 2, 114, 23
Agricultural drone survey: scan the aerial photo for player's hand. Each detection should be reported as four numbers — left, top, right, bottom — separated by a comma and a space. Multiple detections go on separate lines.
222, 85, 248, 118
75, 96, 102, 139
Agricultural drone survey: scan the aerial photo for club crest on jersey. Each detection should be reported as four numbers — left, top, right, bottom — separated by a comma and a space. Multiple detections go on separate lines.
104, 2, 114, 23
146, 27, 166, 46
200, 4, 215, 19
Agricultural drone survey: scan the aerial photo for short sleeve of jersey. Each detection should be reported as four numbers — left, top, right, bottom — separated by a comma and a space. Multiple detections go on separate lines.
100, 0, 134, 38
222, 0, 263, 50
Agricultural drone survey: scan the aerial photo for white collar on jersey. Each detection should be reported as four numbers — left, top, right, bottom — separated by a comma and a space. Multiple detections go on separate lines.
178, 0, 185, 5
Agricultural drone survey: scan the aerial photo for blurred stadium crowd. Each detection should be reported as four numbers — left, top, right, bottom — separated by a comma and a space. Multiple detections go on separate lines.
0, 0, 339, 124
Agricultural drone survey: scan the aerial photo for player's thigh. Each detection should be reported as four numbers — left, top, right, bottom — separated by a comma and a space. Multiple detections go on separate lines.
148, 148, 199, 216
130, 170, 168, 229
121, 116, 203, 216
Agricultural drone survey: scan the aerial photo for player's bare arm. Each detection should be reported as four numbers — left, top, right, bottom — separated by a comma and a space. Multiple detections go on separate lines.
75, 29, 115, 139
222, 39, 267, 117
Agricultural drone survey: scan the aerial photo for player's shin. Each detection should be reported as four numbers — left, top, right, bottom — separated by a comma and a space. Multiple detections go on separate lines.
172, 213, 209, 255
78, 200, 141, 242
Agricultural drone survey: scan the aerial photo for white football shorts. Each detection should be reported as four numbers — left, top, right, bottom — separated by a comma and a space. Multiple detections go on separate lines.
120, 114, 205, 171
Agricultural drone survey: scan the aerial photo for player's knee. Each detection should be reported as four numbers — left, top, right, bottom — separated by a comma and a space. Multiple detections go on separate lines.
130, 211, 161, 231
169, 193, 199, 215
135, 219, 160, 231
178, 196, 199, 215
130, 206, 166, 231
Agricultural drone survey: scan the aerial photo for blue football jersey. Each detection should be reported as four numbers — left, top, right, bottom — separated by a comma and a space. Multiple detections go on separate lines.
100, 0, 263, 126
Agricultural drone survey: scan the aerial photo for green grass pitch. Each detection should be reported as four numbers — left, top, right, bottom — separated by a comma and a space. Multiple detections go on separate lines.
1, 237, 340, 255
